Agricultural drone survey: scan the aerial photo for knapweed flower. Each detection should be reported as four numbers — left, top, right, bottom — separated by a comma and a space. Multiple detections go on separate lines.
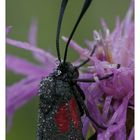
6, 0, 134, 140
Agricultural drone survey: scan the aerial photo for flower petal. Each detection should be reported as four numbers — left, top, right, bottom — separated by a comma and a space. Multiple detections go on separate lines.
102, 96, 112, 121
100, 18, 108, 33
6, 26, 12, 35
6, 77, 41, 127
28, 18, 37, 46
62, 36, 89, 60
114, 126, 126, 140
87, 97, 104, 127
108, 92, 132, 125
82, 117, 90, 138
6, 54, 47, 76
28, 19, 51, 64
123, 0, 134, 34
6, 38, 57, 67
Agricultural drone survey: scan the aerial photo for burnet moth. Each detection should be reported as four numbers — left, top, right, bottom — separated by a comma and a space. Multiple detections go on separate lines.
37, 0, 118, 139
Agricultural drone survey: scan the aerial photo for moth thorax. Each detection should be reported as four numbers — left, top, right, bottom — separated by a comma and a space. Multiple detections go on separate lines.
58, 62, 79, 79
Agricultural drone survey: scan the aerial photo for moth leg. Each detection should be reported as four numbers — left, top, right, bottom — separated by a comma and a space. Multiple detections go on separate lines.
73, 84, 107, 130
75, 63, 120, 83
76, 45, 97, 69
76, 89, 85, 116
75, 73, 114, 83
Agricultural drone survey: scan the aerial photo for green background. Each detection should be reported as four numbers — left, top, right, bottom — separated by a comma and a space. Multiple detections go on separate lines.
6, 0, 130, 139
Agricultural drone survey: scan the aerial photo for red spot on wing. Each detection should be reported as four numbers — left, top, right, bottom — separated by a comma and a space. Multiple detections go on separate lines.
69, 97, 80, 129
55, 97, 81, 133
54, 103, 70, 133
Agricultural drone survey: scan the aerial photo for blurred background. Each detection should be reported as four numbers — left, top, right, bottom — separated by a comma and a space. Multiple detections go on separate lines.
6, 0, 130, 139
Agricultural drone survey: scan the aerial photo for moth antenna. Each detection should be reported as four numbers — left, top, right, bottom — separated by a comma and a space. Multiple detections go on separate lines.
75, 73, 114, 83
56, 0, 68, 62
63, 0, 93, 63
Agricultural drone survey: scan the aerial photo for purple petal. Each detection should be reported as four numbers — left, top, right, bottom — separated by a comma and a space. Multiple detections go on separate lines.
102, 96, 112, 121
114, 126, 126, 140
7, 38, 48, 54
88, 83, 103, 99
97, 92, 133, 139
28, 18, 37, 46
28, 19, 50, 64
100, 18, 108, 32
6, 26, 12, 35
87, 97, 104, 128
6, 77, 41, 126
100, 68, 134, 99
99, 123, 125, 140
82, 117, 90, 138
108, 92, 131, 125
7, 77, 40, 108
97, 133, 106, 140
98, 115, 126, 140
6, 38, 57, 67
6, 54, 47, 76
111, 17, 122, 47
62, 36, 90, 60
123, 0, 134, 33
93, 57, 107, 76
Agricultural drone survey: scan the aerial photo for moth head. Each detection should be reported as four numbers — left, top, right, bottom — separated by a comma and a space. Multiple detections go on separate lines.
58, 62, 79, 79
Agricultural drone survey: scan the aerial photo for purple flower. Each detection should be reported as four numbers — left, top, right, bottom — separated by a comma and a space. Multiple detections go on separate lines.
6, 0, 134, 140
62, 1, 134, 139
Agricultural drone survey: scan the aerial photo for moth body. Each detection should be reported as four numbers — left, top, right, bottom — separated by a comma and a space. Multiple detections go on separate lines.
37, 63, 84, 140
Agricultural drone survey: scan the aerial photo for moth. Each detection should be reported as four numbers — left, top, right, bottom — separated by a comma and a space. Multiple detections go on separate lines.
37, 0, 116, 139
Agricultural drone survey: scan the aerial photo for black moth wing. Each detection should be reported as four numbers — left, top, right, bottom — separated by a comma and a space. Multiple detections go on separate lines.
37, 76, 56, 140
37, 72, 84, 140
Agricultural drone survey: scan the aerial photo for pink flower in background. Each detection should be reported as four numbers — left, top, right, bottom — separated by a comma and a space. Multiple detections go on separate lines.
6, 0, 134, 139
